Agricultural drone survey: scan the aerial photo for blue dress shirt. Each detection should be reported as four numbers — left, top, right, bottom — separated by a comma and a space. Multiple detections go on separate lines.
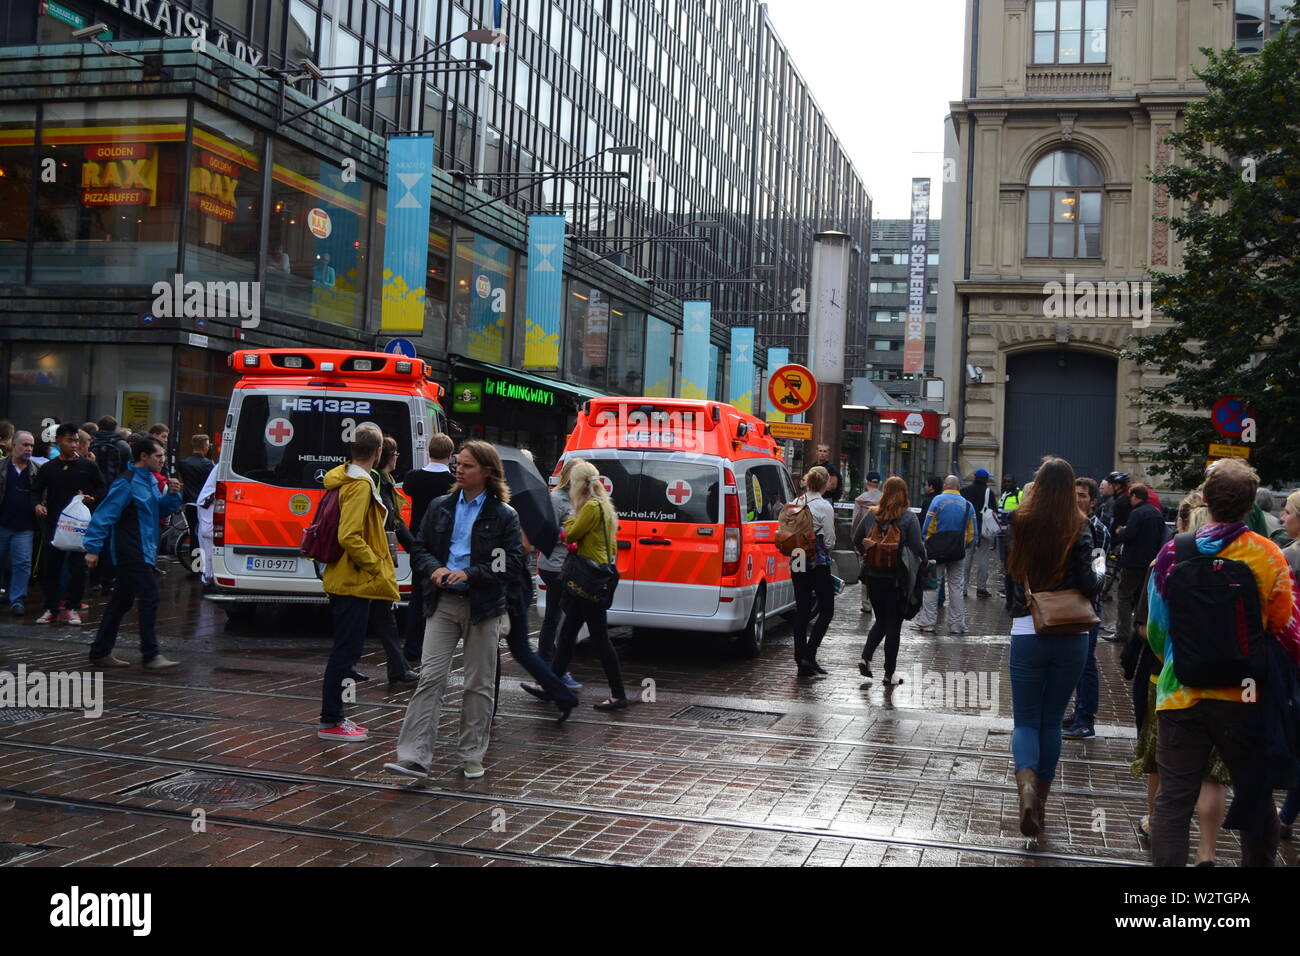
445, 489, 487, 590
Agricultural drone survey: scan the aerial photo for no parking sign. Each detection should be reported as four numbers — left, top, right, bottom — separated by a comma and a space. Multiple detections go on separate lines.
1210, 396, 1254, 438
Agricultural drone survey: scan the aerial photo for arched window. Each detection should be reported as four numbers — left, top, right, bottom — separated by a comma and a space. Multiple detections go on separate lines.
1026, 150, 1102, 258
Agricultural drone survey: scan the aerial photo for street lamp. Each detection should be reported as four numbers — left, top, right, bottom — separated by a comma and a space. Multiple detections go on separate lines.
282, 30, 500, 124
459, 144, 641, 216
570, 219, 720, 276
70, 22, 171, 76
651, 262, 776, 307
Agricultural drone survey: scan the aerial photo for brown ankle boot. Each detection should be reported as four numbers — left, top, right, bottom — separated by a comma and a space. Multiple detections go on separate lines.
1035, 778, 1052, 829
1016, 768, 1040, 836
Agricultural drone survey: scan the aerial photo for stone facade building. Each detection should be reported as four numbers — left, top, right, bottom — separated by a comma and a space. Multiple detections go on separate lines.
936, 0, 1287, 486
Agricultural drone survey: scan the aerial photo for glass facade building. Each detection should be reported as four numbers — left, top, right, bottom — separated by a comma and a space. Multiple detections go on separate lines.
0, 0, 871, 466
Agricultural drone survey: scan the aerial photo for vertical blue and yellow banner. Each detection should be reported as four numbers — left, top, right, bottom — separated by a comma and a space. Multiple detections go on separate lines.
380, 135, 434, 331
765, 346, 789, 422
523, 215, 565, 368
678, 300, 711, 400
644, 315, 673, 397
467, 235, 508, 362
728, 327, 755, 413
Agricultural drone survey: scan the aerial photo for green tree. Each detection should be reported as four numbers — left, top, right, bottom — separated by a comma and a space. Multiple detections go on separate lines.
1129, 8, 1300, 488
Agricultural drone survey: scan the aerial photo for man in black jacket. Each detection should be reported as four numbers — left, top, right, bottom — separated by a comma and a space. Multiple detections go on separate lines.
1104, 471, 1132, 536
384, 440, 522, 781
814, 443, 843, 504
32, 423, 105, 625
400, 432, 456, 661
1113, 483, 1165, 647
961, 468, 998, 597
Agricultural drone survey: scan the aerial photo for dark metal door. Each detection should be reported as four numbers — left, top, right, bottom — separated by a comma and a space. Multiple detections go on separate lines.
1002, 350, 1116, 486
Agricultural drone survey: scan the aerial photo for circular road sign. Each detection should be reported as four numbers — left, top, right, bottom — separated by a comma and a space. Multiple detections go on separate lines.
767, 363, 818, 416
1210, 396, 1254, 438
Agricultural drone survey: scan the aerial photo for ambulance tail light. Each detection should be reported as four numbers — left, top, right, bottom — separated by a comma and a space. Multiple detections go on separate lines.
213, 482, 227, 546
722, 467, 741, 576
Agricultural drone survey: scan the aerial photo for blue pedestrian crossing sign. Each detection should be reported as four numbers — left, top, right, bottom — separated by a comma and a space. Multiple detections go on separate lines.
383, 337, 417, 358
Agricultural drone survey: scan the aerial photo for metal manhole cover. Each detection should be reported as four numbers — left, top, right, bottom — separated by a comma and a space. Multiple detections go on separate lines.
0, 843, 50, 865
124, 772, 297, 808
671, 705, 783, 729
0, 707, 62, 725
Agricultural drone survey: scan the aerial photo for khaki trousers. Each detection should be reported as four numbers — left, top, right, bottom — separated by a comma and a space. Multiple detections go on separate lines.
395, 594, 504, 767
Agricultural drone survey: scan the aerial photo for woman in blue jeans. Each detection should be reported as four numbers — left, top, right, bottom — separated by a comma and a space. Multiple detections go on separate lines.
1004, 457, 1101, 838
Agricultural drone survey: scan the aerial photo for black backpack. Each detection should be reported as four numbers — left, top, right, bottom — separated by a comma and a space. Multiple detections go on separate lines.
92, 436, 129, 485
1165, 532, 1270, 688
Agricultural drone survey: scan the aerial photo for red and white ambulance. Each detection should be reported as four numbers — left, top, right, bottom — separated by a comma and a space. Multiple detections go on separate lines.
207, 348, 444, 619
547, 398, 796, 655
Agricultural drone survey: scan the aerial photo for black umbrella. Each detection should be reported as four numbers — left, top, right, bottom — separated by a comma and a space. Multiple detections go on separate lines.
497, 444, 559, 555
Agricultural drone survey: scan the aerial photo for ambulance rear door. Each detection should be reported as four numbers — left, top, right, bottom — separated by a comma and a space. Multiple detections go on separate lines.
223, 389, 418, 586
631, 451, 723, 618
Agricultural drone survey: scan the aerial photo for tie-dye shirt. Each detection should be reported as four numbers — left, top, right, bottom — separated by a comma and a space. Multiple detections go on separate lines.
1146, 522, 1297, 711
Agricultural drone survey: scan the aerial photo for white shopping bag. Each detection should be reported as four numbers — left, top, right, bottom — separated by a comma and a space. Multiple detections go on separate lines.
52, 494, 92, 552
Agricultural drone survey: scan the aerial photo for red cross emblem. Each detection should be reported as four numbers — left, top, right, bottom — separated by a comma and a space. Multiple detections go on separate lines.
265, 417, 294, 446
666, 480, 692, 506
598, 475, 613, 495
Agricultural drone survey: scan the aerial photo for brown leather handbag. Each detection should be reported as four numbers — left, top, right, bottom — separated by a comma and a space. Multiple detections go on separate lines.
1022, 580, 1099, 635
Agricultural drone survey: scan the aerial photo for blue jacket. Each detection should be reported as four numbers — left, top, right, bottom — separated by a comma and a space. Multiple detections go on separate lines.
83, 465, 182, 565
922, 492, 975, 547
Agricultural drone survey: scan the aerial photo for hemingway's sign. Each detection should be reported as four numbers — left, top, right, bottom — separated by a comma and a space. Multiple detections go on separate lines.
98, 0, 265, 68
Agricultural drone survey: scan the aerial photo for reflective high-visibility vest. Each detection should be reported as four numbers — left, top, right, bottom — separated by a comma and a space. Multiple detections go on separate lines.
1000, 490, 1022, 512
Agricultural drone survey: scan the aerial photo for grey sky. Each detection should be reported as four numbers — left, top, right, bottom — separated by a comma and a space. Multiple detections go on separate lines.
761, 0, 967, 220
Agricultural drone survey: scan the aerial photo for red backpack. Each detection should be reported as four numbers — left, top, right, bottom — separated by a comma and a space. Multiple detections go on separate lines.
300, 489, 344, 564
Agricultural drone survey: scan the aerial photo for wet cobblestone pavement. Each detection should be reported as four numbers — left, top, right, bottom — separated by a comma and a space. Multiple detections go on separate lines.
2, 560, 1293, 867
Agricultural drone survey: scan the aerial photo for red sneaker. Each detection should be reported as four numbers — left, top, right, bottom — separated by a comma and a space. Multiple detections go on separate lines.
59, 610, 83, 626
316, 718, 368, 742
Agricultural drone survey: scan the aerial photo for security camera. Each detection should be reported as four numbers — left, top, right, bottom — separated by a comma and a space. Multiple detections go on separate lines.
71, 23, 110, 40
299, 58, 326, 81
966, 364, 984, 383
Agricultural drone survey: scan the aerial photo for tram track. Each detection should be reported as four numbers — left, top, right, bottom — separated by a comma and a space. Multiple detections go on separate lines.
0, 737, 1154, 866
78, 673, 1141, 770
1, 697, 1151, 807
0, 784, 594, 868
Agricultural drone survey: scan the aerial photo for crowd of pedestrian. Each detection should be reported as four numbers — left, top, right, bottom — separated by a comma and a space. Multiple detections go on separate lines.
5, 405, 1300, 867
0, 415, 201, 660
846, 452, 1300, 866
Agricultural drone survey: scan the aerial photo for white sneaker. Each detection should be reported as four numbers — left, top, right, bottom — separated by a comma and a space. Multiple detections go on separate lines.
462, 761, 485, 779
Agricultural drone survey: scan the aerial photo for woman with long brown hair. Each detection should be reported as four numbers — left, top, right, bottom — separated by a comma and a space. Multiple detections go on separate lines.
852, 476, 926, 683
1004, 457, 1101, 837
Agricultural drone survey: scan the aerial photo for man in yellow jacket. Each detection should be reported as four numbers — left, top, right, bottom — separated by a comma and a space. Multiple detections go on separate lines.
318, 424, 399, 742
